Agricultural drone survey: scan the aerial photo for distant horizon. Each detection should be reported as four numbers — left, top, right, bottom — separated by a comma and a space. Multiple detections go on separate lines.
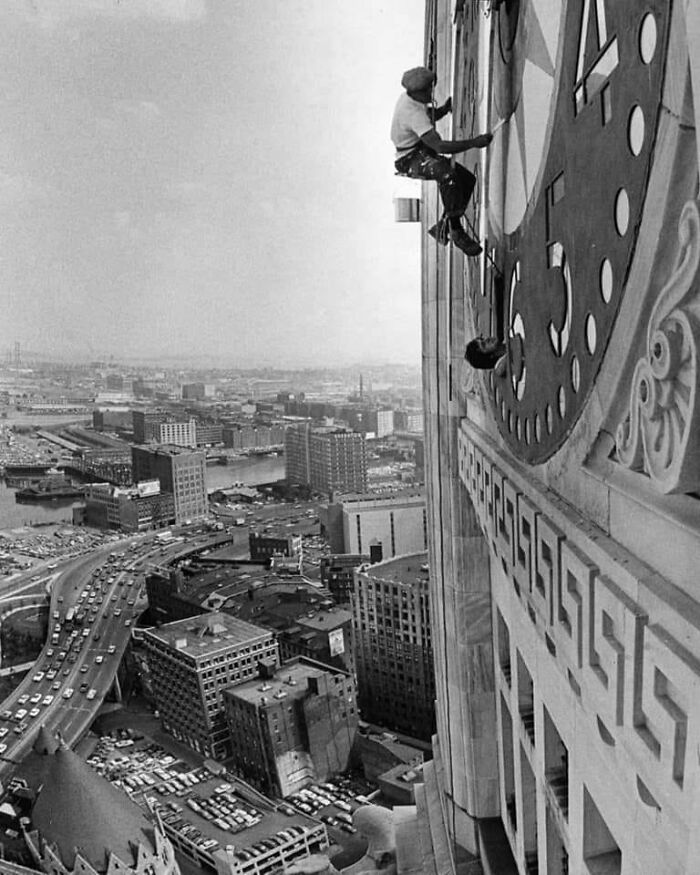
1, 352, 422, 372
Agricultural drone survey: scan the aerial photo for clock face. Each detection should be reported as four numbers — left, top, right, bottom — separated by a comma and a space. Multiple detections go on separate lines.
480, 0, 670, 462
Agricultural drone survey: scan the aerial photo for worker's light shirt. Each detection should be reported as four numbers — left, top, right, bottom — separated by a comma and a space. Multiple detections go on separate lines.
390, 93, 433, 157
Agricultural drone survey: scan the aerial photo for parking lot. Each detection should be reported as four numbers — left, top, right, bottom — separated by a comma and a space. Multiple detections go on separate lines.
84, 729, 329, 871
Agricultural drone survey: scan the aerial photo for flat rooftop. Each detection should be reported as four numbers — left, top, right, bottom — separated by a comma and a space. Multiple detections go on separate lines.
228, 658, 343, 706
144, 612, 271, 658
361, 553, 429, 587
296, 608, 352, 632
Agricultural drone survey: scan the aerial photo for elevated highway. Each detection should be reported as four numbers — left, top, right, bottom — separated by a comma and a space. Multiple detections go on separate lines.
0, 528, 235, 779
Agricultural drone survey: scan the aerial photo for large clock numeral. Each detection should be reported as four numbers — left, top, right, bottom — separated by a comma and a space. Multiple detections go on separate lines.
547, 243, 572, 358
573, 0, 618, 115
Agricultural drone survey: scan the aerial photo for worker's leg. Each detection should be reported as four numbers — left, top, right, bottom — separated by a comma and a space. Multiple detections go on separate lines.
404, 150, 481, 256
439, 162, 475, 217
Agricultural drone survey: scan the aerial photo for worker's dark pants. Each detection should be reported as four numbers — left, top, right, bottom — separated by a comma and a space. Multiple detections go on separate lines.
395, 146, 476, 219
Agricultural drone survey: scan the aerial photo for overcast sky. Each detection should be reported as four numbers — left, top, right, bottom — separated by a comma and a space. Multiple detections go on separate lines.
0, 0, 424, 368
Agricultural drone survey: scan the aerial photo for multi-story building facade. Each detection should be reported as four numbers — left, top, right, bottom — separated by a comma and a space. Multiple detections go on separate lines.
194, 423, 224, 446
158, 418, 197, 448
320, 553, 369, 604
223, 657, 358, 797
405, 3, 700, 874
84, 479, 175, 532
131, 445, 207, 523
223, 423, 286, 450
142, 612, 278, 759
132, 408, 168, 443
285, 424, 367, 495
394, 408, 424, 434
249, 530, 302, 563
324, 489, 428, 556
352, 553, 434, 742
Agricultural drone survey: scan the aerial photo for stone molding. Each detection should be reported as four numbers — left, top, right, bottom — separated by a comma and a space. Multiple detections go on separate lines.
616, 198, 700, 493
458, 419, 700, 832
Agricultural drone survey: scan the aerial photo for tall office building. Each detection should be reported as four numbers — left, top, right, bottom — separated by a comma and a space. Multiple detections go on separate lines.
142, 612, 279, 759
411, 3, 700, 875
352, 553, 434, 742
131, 445, 207, 523
285, 424, 367, 495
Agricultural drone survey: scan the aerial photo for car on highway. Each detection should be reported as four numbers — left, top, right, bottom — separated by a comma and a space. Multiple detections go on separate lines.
29, 707, 40, 718
0, 710, 11, 721
80, 665, 89, 673
0, 743, 7, 754
108, 645, 116, 654
86, 688, 97, 700
51, 681, 61, 691
17, 695, 29, 705
63, 688, 74, 699
95, 655, 104, 664
79, 682, 89, 693
30, 694, 41, 704
0, 728, 8, 740
42, 695, 54, 706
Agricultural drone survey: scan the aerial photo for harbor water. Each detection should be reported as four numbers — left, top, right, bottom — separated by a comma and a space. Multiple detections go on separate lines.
0, 454, 285, 533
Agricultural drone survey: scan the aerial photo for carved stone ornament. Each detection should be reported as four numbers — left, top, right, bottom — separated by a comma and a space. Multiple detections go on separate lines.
616, 198, 700, 493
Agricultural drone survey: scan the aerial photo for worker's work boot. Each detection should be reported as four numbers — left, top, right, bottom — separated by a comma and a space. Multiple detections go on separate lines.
428, 220, 450, 245
450, 227, 482, 256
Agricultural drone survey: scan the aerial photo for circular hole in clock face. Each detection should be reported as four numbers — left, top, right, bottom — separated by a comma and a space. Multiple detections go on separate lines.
600, 259, 613, 303
571, 356, 580, 392
545, 405, 553, 434
558, 386, 566, 419
508, 410, 513, 433
516, 416, 521, 441
524, 418, 531, 445
501, 400, 507, 421
534, 414, 541, 442
585, 314, 597, 355
639, 13, 657, 64
615, 189, 630, 236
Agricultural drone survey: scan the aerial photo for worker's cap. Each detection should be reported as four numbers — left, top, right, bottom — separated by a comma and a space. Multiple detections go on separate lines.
401, 66, 436, 92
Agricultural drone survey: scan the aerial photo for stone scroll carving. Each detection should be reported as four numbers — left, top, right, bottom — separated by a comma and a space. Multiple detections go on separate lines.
616, 199, 700, 493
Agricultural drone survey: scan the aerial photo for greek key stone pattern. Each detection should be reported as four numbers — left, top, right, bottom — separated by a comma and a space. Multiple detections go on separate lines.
458, 421, 700, 821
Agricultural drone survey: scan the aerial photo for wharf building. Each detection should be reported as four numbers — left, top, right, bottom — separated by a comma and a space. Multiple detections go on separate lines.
323, 489, 428, 557
132, 444, 207, 524
142, 612, 278, 759
194, 422, 224, 446
223, 656, 358, 798
83, 479, 175, 532
352, 553, 434, 742
285, 424, 367, 496
406, 2, 700, 874
223, 423, 286, 451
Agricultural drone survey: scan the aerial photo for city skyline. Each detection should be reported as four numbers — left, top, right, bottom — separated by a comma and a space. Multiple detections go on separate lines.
2, 0, 424, 367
